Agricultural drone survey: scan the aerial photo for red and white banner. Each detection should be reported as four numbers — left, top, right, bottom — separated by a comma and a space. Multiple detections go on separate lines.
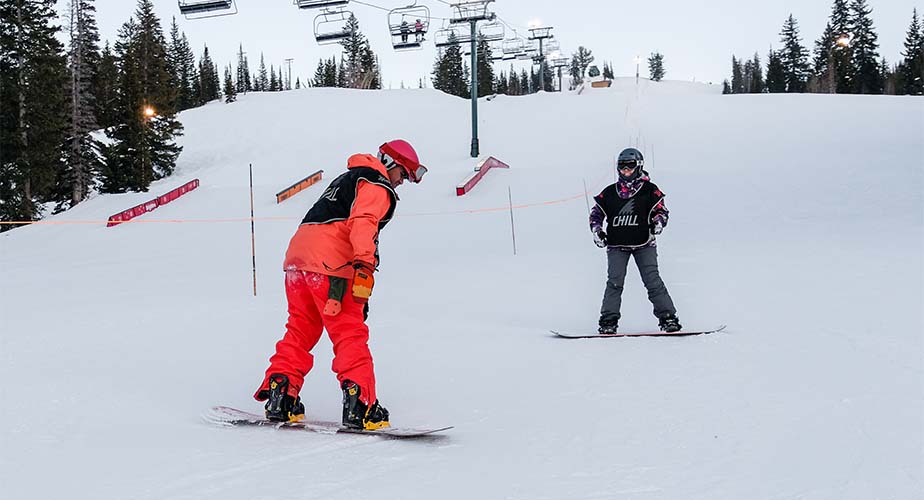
107, 179, 200, 227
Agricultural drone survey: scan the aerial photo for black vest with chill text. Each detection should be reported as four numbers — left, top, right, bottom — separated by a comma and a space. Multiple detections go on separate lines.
593, 181, 663, 247
301, 167, 398, 230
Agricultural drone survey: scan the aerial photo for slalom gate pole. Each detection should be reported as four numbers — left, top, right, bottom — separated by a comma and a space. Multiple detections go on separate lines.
583, 179, 591, 214
249, 163, 257, 296
508, 186, 517, 256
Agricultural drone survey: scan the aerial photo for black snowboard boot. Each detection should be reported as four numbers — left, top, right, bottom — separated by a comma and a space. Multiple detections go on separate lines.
659, 315, 682, 333
264, 373, 305, 423
341, 380, 390, 430
598, 319, 618, 335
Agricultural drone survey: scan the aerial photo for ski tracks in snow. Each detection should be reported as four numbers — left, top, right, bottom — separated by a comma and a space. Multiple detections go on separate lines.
128, 430, 386, 500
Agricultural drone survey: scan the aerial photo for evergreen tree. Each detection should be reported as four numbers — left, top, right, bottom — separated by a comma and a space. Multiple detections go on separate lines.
730, 56, 744, 93
569, 57, 582, 88
743, 58, 754, 92
60, 0, 103, 210
749, 53, 764, 92
495, 70, 508, 95
167, 19, 197, 111
881, 58, 897, 95
572, 46, 594, 80
313, 58, 325, 86
529, 66, 540, 94
196, 44, 219, 103
810, 22, 837, 93
898, 9, 924, 95
541, 60, 554, 91
339, 13, 378, 89
359, 39, 380, 89
336, 56, 347, 88
236, 43, 250, 93
779, 14, 810, 92
722, 79, 731, 94
508, 65, 520, 95
269, 64, 277, 91
603, 61, 614, 80
462, 61, 471, 97
431, 33, 466, 97
257, 53, 267, 91
475, 35, 494, 97
765, 49, 787, 92
102, 0, 183, 193
223, 64, 236, 103
94, 41, 119, 128
295, 77, 301, 89
648, 52, 665, 81
848, 0, 882, 94
0, 0, 69, 228
519, 68, 529, 95
827, 0, 853, 92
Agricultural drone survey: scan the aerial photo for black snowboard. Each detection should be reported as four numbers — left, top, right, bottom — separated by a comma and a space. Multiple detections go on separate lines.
551, 325, 726, 338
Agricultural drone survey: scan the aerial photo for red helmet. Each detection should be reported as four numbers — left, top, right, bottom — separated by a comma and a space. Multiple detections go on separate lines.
378, 139, 427, 183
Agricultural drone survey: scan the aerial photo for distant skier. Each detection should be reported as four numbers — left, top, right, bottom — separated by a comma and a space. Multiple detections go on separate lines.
589, 148, 682, 334
254, 140, 428, 429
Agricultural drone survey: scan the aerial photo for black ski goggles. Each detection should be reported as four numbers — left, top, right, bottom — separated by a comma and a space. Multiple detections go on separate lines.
617, 160, 640, 172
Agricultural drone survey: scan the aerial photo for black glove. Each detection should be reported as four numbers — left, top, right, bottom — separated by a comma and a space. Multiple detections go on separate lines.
593, 230, 607, 248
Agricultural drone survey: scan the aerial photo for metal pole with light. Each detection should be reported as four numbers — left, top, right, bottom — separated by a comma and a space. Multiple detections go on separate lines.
284, 58, 294, 90
635, 56, 641, 84
470, 19, 478, 157
450, 1, 496, 158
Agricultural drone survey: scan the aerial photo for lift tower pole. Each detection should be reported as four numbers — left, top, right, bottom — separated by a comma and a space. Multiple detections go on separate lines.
450, 1, 495, 158
528, 26, 554, 92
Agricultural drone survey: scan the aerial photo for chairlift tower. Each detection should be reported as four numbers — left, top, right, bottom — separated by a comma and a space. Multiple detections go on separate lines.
449, 1, 496, 158
528, 26, 554, 92
550, 57, 569, 92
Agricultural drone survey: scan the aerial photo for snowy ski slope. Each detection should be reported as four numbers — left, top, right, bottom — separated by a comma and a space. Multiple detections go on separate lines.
1, 78, 922, 499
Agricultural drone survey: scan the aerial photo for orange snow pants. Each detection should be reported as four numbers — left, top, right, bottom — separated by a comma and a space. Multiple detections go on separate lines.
254, 270, 377, 405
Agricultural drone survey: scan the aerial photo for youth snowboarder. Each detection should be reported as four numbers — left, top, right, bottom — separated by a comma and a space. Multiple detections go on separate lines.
589, 148, 681, 334
254, 139, 428, 429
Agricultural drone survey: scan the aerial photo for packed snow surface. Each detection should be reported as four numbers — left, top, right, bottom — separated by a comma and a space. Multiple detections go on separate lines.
2, 78, 922, 499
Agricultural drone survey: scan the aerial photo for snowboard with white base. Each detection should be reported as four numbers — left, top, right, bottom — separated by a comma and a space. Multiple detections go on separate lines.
203, 406, 452, 438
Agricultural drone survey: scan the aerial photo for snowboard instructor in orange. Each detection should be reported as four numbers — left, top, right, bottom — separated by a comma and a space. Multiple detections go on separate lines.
254, 140, 427, 430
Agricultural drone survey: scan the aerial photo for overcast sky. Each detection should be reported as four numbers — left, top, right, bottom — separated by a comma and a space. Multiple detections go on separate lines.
63, 0, 922, 87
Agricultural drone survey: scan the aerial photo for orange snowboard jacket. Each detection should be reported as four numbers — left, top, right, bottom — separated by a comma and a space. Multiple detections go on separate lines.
283, 154, 398, 278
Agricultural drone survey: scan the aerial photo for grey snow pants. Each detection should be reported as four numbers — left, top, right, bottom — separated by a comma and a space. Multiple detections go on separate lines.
600, 245, 676, 324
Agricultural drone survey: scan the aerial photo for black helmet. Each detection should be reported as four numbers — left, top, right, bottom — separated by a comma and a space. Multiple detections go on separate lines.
617, 148, 644, 181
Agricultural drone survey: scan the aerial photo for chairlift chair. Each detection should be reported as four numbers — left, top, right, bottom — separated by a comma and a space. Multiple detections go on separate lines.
434, 26, 471, 48
295, 0, 349, 9
389, 3, 430, 51
478, 21, 505, 42
449, 0, 496, 24
314, 9, 354, 45
545, 39, 560, 52
501, 36, 525, 55
178, 0, 237, 19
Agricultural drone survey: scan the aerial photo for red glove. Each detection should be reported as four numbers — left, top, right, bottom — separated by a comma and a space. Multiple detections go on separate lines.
352, 261, 375, 302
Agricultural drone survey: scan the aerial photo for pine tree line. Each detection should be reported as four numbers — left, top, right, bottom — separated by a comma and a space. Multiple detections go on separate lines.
724, 1, 924, 95
431, 36, 589, 97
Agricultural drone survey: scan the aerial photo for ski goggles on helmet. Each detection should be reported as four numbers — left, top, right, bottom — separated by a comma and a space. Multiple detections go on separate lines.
617, 159, 640, 172
379, 152, 428, 183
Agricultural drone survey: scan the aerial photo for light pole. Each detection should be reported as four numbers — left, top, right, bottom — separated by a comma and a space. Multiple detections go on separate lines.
285, 58, 294, 90
634, 56, 641, 84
